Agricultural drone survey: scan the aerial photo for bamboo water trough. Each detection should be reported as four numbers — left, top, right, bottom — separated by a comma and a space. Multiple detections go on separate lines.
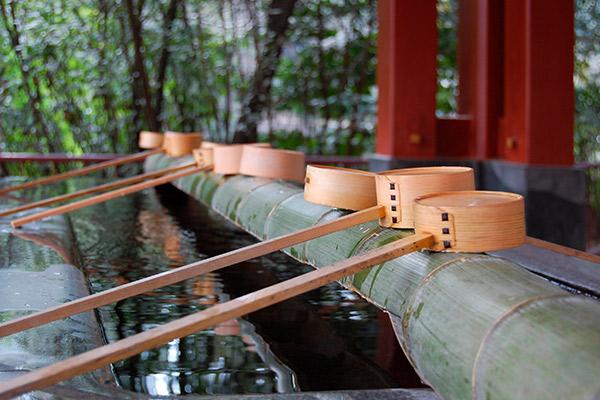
1, 152, 599, 399
1, 158, 533, 398
0, 162, 476, 337
146, 153, 600, 400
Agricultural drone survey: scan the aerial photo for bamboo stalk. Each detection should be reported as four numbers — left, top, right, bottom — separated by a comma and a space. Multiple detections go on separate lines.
11, 165, 211, 228
0, 148, 165, 196
0, 205, 385, 338
146, 155, 600, 400
0, 163, 195, 218
0, 232, 432, 400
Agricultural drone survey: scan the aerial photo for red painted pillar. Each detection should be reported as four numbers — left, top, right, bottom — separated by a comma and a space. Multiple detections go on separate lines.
456, 0, 504, 160
375, 0, 438, 159
501, 0, 574, 165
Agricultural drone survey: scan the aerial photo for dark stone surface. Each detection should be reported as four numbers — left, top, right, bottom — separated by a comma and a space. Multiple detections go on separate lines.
490, 243, 600, 297
369, 155, 589, 250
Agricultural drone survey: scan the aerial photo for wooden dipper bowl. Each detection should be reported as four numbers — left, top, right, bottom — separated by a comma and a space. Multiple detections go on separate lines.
375, 166, 475, 229
163, 131, 204, 157
413, 191, 525, 252
239, 146, 306, 183
138, 131, 164, 149
303, 165, 377, 211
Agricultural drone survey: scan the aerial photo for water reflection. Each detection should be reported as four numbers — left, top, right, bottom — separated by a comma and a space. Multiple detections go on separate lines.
71, 190, 294, 396
69, 185, 421, 395
137, 209, 188, 265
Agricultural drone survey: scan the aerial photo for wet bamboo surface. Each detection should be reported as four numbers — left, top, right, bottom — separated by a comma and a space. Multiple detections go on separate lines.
146, 153, 600, 400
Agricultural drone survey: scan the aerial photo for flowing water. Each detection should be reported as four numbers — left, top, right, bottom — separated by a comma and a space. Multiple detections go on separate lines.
63, 183, 420, 396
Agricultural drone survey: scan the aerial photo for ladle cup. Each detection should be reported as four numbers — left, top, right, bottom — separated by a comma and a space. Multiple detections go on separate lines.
0, 189, 525, 400
9, 143, 304, 228
0, 130, 192, 196
1, 164, 473, 336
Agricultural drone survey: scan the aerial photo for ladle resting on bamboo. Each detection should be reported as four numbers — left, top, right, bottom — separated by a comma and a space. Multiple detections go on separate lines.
0, 187, 526, 399
0, 130, 197, 196
9, 142, 306, 228
0, 164, 195, 218
0, 164, 470, 336
3, 131, 203, 222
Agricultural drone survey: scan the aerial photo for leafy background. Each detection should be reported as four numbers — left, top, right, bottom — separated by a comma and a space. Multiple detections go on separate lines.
0, 0, 598, 177
1, 1, 599, 160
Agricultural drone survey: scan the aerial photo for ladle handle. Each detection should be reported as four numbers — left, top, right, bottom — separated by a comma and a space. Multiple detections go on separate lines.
11, 164, 211, 228
0, 232, 432, 400
0, 205, 385, 338
0, 163, 194, 218
0, 148, 165, 196
524, 236, 600, 264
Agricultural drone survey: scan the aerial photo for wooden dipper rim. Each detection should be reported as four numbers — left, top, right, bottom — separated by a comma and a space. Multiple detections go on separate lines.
212, 143, 271, 175
138, 131, 164, 149
303, 165, 377, 211
376, 166, 475, 229
239, 146, 306, 183
163, 131, 204, 157
193, 146, 222, 166
413, 190, 525, 252
201, 141, 222, 149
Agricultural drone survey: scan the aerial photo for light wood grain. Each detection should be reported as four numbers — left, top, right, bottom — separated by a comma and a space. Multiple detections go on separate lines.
0, 164, 195, 218
163, 131, 203, 156
138, 131, 164, 149
11, 165, 211, 228
212, 143, 271, 175
304, 165, 377, 211
376, 166, 475, 229
413, 191, 525, 252
0, 205, 384, 338
0, 148, 165, 196
239, 146, 306, 183
0, 231, 431, 400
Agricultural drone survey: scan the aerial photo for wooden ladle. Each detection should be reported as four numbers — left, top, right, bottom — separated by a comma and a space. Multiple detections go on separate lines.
0, 131, 198, 196
0, 190, 525, 400
8, 132, 205, 228
9, 144, 305, 228
0, 165, 473, 336
0, 131, 203, 217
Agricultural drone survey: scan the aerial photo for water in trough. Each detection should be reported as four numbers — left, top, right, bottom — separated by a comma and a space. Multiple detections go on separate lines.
29, 180, 422, 396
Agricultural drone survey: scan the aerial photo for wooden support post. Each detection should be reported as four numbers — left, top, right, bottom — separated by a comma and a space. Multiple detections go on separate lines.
375, 0, 438, 159
501, 0, 574, 165
455, 0, 504, 160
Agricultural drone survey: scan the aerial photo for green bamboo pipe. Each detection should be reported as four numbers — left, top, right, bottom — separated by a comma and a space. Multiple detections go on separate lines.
145, 153, 600, 400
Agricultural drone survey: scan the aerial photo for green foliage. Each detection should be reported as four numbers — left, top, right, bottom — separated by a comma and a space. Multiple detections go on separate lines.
436, 0, 459, 117
575, 0, 600, 164
0, 0, 378, 170
1, 0, 600, 174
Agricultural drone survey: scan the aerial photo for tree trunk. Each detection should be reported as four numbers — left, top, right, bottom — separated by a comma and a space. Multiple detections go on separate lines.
125, 0, 159, 132
155, 0, 180, 124
232, 0, 298, 144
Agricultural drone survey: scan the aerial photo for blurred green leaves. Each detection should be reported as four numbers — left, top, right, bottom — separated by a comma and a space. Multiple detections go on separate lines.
0, 0, 599, 174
